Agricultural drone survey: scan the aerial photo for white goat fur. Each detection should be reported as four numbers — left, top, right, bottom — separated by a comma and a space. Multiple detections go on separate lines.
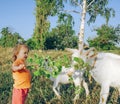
44, 60, 89, 101
67, 48, 120, 104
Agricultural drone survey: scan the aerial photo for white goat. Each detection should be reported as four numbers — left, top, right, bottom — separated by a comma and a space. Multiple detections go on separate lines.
44, 59, 89, 103
67, 47, 120, 104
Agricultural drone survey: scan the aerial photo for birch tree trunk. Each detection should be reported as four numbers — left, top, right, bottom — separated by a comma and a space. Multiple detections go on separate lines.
78, 0, 87, 52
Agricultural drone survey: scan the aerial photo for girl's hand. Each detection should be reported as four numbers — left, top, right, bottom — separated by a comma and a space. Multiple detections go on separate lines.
19, 64, 26, 69
12, 64, 26, 71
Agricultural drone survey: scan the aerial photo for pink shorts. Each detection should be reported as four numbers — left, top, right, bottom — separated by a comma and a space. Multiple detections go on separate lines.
12, 88, 29, 104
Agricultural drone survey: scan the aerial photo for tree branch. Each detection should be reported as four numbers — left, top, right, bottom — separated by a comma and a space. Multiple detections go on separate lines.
87, 8, 93, 12
71, 0, 82, 9
87, 0, 95, 9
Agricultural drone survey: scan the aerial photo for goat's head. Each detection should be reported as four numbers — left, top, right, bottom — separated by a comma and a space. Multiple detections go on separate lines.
65, 48, 87, 67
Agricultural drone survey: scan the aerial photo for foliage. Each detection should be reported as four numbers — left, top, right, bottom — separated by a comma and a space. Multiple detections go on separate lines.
64, 0, 114, 25
45, 13, 78, 50
88, 25, 120, 51
45, 28, 78, 50
0, 27, 24, 47
33, 0, 64, 50
26, 38, 39, 50
74, 57, 88, 69
28, 54, 71, 78
86, 0, 115, 25
115, 24, 120, 42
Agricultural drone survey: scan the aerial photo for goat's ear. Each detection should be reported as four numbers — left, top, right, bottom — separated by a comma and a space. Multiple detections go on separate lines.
65, 48, 77, 53
84, 47, 89, 50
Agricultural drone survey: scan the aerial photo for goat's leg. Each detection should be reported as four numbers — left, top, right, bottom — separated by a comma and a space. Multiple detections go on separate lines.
57, 84, 61, 94
99, 83, 110, 104
118, 87, 120, 96
74, 85, 81, 100
73, 78, 83, 101
73, 85, 81, 104
53, 82, 61, 99
73, 79, 82, 101
83, 80, 89, 97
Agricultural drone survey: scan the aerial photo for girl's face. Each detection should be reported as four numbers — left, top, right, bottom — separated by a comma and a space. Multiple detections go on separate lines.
17, 47, 29, 60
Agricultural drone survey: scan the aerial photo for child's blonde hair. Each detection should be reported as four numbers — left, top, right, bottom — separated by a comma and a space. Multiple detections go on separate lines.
12, 44, 29, 62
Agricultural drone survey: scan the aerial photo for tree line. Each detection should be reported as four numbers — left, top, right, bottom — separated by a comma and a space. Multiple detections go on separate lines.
0, 24, 120, 51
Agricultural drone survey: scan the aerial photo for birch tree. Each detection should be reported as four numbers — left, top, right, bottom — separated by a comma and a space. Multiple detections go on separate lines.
63, 0, 115, 52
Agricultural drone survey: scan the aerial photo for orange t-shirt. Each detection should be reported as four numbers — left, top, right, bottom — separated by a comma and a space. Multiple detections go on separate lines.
12, 59, 31, 89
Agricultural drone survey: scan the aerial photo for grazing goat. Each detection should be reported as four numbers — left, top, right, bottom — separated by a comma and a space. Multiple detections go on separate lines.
44, 59, 89, 103
67, 47, 120, 104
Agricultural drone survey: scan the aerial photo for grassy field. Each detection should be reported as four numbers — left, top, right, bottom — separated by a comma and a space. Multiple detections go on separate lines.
0, 47, 120, 104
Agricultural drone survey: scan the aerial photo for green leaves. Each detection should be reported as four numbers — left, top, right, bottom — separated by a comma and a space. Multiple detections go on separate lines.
28, 53, 71, 78
0, 27, 24, 47
87, 0, 115, 25
88, 25, 120, 51
45, 13, 77, 50
73, 57, 88, 70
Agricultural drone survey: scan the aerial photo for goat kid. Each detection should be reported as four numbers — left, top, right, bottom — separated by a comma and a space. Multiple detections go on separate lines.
44, 59, 89, 102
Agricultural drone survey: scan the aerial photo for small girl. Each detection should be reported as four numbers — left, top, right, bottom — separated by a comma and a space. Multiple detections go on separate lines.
12, 44, 31, 104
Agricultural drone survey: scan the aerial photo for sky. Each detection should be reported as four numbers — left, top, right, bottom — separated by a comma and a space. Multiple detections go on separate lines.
0, 0, 120, 42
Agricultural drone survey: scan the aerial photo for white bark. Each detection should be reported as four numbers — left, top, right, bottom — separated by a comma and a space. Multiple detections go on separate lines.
78, 0, 87, 53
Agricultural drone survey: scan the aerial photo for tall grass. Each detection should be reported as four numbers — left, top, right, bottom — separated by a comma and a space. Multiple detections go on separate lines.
0, 47, 120, 104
